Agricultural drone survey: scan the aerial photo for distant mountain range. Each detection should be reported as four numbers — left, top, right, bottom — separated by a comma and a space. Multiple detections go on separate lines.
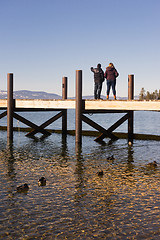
0, 90, 61, 99
0, 90, 137, 100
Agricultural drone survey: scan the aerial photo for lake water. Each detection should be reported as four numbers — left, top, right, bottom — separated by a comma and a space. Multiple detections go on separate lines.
0, 110, 159, 239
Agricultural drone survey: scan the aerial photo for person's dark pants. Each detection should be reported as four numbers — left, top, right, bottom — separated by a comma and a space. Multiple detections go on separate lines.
106, 80, 116, 96
94, 82, 102, 99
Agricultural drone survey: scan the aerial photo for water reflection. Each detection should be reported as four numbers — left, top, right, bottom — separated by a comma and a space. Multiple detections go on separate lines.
61, 135, 68, 157
0, 143, 17, 199
74, 147, 86, 201
0, 136, 159, 239
128, 145, 134, 162
6, 142, 16, 179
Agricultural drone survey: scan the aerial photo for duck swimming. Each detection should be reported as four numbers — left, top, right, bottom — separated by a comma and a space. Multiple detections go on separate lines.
38, 177, 46, 186
107, 155, 115, 160
147, 161, 157, 168
17, 183, 29, 192
97, 170, 104, 176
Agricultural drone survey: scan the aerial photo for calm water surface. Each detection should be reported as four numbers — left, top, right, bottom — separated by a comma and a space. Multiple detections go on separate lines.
0, 111, 159, 239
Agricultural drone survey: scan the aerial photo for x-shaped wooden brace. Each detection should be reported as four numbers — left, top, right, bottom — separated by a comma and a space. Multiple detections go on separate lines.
0, 111, 7, 119
13, 112, 63, 137
82, 113, 129, 142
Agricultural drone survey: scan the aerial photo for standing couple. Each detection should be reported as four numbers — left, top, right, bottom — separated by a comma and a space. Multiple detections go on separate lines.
91, 63, 119, 100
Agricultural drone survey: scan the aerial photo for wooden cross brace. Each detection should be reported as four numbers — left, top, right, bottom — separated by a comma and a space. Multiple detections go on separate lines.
13, 112, 63, 137
82, 113, 129, 142
0, 111, 7, 119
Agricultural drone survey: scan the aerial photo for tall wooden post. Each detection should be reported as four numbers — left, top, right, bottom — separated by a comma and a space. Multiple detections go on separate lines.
7, 73, 14, 141
128, 75, 134, 143
75, 70, 82, 145
128, 74, 134, 100
62, 77, 67, 135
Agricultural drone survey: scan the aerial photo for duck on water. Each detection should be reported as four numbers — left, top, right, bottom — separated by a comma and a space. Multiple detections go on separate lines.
38, 177, 46, 186
17, 183, 29, 192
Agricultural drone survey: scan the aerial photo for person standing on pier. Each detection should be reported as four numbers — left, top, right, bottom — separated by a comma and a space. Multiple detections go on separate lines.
104, 63, 119, 100
91, 63, 104, 100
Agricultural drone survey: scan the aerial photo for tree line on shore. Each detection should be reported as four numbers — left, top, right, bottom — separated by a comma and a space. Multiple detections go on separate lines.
139, 88, 160, 100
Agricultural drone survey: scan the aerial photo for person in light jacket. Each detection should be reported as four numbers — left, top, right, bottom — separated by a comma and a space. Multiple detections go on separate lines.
104, 63, 119, 100
91, 63, 104, 99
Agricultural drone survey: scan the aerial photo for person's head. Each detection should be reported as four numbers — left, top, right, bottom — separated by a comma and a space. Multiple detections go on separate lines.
97, 63, 101, 68
109, 63, 114, 68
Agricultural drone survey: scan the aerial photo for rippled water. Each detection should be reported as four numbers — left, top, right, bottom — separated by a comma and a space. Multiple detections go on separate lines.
0, 111, 160, 239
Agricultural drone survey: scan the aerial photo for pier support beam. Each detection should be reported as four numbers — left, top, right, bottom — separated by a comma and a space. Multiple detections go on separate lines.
7, 73, 14, 141
75, 70, 82, 145
128, 74, 134, 143
62, 77, 67, 135
128, 74, 134, 100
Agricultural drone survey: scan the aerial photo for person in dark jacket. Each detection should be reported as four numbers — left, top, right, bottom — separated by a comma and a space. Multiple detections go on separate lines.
91, 63, 104, 99
104, 63, 119, 100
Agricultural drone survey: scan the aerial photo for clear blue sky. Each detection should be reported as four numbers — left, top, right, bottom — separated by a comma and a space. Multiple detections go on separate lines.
0, 0, 160, 97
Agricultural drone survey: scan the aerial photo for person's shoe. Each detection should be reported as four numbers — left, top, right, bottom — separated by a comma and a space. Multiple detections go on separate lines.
114, 95, 116, 100
106, 95, 109, 100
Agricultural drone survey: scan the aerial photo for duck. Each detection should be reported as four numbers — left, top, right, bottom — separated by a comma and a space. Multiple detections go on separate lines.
147, 161, 157, 168
38, 177, 46, 186
107, 155, 115, 160
97, 170, 104, 176
17, 183, 29, 192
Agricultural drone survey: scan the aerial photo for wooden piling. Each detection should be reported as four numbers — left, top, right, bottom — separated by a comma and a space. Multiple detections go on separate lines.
62, 77, 67, 99
7, 73, 14, 140
62, 77, 67, 135
128, 74, 134, 100
75, 70, 82, 145
128, 74, 134, 143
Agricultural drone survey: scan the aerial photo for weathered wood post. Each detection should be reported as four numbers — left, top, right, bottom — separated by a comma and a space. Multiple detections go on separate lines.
62, 77, 67, 135
75, 70, 82, 145
7, 73, 14, 141
128, 74, 134, 143
128, 74, 134, 100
